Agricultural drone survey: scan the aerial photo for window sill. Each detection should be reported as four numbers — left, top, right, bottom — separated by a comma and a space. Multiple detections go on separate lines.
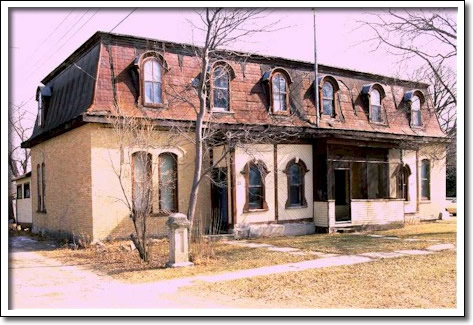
211, 110, 234, 115
285, 204, 308, 210
271, 110, 290, 116
243, 208, 269, 213
370, 121, 388, 126
141, 103, 168, 110
36, 210, 47, 214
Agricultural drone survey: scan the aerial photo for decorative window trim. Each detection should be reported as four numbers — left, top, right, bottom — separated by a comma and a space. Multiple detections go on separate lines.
241, 160, 269, 212
135, 51, 169, 109
318, 75, 340, 118
209, 61, 236, 112
420, 159, 431, 201
158, 152, 178, 215
404, 89, 425, 128
262, 67, 293, 115
283, 158, 309, 209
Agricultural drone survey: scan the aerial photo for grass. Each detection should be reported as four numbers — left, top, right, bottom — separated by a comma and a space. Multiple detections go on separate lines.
183, 250, 457, 309
38, 239, 314, 283
250, 219, 457, 255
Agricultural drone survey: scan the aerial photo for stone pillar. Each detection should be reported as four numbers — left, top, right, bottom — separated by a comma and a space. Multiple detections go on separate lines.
166, 213, 193, 268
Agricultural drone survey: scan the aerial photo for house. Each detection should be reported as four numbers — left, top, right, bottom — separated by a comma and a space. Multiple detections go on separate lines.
21, 32, 448, 241
13, 172, 32, 227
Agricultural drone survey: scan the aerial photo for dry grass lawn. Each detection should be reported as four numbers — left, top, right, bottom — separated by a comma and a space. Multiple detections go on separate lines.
251, 219, 456, 255
184, 250, 457, 309
39, 239, 314, 283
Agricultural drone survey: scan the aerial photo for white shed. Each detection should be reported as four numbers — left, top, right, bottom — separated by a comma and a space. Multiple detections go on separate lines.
13, 172, 32, 226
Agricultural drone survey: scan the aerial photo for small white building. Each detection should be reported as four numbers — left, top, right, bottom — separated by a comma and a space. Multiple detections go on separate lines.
13, 172, 32, 226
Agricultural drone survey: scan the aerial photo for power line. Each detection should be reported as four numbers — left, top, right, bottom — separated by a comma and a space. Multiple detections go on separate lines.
33, 9, 75, 53
110, 8, 137, 33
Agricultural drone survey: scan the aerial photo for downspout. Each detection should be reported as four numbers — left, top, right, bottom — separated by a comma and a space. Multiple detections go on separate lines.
313, 8, 319, 127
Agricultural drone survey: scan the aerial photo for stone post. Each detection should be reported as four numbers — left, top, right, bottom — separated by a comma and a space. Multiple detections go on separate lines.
166, 213, 193, 268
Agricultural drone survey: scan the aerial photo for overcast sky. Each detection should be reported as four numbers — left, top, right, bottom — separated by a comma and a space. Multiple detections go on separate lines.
9, 7, 457, 130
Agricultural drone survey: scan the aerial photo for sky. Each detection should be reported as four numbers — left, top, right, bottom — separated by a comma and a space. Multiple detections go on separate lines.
9, 7, 457, 132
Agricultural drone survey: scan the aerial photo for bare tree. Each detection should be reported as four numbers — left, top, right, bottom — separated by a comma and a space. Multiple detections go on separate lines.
8, 103, 32, 178
168, 8, 290, 234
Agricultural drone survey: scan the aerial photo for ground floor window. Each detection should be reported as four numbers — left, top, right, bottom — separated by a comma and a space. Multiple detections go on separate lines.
159, 152, 178, 213
132, 151, 153, 215
397, 165, 410, 200
243, 160, 269, 212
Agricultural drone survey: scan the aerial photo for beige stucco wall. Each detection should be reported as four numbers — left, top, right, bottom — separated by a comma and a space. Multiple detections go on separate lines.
235, 144, 275, 224
402, 150, 418, 214
417, 144, 447, 219
15, 177, 32, 224
31, 124, 93, 238
90, 125, 211, 240
277, 144, 313, 221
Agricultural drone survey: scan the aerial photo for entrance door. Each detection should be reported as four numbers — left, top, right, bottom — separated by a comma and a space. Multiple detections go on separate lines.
335, 169, 351, 222
211, 168, 229, 234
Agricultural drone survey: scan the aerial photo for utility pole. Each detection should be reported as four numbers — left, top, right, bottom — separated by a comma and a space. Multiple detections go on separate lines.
313, 8, 319, 127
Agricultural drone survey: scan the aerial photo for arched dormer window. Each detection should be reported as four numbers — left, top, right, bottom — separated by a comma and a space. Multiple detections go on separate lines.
242, 160, 269, 212
284, 158, 309, 208
262, 68, 293, 114
404, 90, 425, 128
362, 83, 386, 124
209, 62, 235, 112
135, 51, 169, 108
318, 75, 340, 118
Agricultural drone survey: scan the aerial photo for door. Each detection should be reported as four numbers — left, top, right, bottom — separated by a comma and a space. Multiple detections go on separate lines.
211, 168, 229, 234
335, 169, 351, 222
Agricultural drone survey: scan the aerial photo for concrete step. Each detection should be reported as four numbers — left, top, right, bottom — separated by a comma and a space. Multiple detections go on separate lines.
203, 234, 235, 242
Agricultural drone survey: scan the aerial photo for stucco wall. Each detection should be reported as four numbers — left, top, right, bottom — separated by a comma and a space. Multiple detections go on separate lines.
15, 178, 32, 224
235, 144, 275, 224
277, 144, 313, 221
417, 144, 447, 219
31, 124, 93, 239
402, 150, 418, 214
90, 125, 211, 240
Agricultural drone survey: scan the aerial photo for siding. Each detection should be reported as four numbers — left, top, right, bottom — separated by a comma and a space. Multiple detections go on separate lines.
347, 200, 405, 226
314, 201, 329, 227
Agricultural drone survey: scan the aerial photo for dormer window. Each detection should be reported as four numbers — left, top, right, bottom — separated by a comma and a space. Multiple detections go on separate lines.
212, 66, 230, 111
262, 68, 292, 114
322, 81, 335, 116
411, 95, 422, 126
36, 85, 51, 128
370, 89, 382, 123
143, 58, 163, 105
318, 75, 340, 118
135, 51, 168, 108
272, 73, 288, 112
38, 93, 43, 127
404, 89, 425, 128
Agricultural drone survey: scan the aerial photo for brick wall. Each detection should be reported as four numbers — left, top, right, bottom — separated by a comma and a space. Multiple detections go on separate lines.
31, 125, 93, 239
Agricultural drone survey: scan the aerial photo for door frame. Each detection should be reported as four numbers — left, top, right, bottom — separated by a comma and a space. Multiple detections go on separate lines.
334, 168, 351, 223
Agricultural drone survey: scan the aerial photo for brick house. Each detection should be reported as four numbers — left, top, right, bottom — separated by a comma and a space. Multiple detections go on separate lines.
22, 32, 448, 241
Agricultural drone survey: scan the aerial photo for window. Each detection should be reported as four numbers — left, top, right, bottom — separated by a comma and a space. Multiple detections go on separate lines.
397, 165, 410, 200
370, 89, 383, 123
159, 153, 178, 213
272, 73, 288, 112
421, 159, 430, 200
411, 95, 422, 126
322, 81, 335, 116
212, 66, 230, 111
285, 159, 308, 208
132, 152, 152, 215
367, 163, 388, 199
16, 184, 22, 199
24, 183, 30, 199
36, 164, 42, 211
243, 161, 269, 211
41, 163, 46, 211
143, 58, 163, 105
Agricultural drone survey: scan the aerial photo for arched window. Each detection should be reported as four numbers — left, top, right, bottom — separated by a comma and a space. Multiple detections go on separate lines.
36, 164, 41, 212
322, 81, 335, 116
272, 72, 288, 112
243, 161, 269, 211
285, 159, 309, 208
41, 162, 46, 211
212, 66, 230, 111
143, 58, 163, 105
397, 165, 411, 200
411, 95, 422, 126
132, 152, 152, 215
159, 153, 178, 213
370, 88, 383, 123
421, 159, 430, 200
